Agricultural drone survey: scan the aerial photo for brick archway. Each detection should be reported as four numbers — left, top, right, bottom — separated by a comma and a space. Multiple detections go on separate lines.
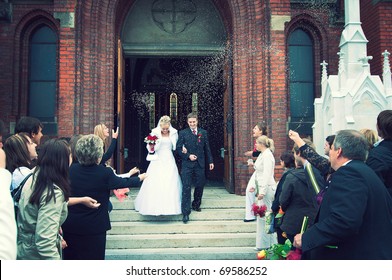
74, 0, 280, 195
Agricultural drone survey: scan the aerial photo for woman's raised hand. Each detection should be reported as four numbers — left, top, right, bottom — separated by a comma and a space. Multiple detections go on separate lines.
288, 130, 305, 147
112, 127, 119, 139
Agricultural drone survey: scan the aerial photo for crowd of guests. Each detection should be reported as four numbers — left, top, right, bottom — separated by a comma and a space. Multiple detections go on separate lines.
2, 109, 392, 260
0, 112, 214, 260
0, 117, 146, 260
245, 110, 392, 259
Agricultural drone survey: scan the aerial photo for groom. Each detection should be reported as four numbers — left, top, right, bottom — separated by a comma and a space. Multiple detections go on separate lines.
176, 112, 214, 223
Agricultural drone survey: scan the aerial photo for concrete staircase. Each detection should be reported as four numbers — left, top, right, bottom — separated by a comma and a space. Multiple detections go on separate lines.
105, 183, 258, 260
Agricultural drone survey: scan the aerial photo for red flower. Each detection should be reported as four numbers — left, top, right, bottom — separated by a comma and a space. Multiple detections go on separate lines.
144, 134, 158, 145
197, 133, 202, 143
286, 248, 302, 260
251, 203, 267, 217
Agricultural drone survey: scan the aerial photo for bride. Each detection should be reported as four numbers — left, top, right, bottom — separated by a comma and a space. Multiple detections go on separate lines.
134, 115, 182, 215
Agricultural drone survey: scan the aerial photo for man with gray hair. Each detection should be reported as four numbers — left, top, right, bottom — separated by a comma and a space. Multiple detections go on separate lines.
293, 130, 392, 259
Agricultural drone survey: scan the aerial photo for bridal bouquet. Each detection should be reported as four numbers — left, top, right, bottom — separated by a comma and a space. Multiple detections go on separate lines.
144, 134, 159, 161
144, 134, 158, 146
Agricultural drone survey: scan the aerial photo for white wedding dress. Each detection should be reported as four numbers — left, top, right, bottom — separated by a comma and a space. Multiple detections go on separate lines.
134, 136, 182, 215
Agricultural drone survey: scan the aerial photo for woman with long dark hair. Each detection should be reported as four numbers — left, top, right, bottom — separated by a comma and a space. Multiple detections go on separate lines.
4, 133, 37, 192
17, 139, 71, 259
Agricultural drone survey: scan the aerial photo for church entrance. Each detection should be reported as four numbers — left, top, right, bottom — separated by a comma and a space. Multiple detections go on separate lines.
121, 57, 225, 182
115, 0, 234, 192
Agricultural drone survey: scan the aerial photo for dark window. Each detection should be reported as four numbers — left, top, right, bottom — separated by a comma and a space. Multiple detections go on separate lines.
288, 29, 314, 135
28, 25, 57, 135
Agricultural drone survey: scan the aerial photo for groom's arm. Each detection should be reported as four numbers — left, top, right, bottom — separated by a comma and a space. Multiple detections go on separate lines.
176, 131, 189, 160
203, 130, 214, 164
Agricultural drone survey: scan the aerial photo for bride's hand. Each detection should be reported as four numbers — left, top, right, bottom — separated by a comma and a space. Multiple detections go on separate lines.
129, 167, 140, 176
182, 146, 187, 154
138, 173, 147, 181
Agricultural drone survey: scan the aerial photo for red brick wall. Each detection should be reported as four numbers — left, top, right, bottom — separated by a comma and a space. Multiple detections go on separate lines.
361, 0, 392, 76
55, 0, 77, 137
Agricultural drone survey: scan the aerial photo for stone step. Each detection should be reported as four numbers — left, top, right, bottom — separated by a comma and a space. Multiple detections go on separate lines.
105, 246, 258, 260
109, 208, 245, 222
109, 220, 256, 235
106, 232, 256, 249
110, 196, 245, 210
105, 184, 257, 260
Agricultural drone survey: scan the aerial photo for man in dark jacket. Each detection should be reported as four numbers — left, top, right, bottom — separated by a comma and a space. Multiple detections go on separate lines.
366, 109, 392, 197
293, 130, 392, 259
176, 113, 214, 223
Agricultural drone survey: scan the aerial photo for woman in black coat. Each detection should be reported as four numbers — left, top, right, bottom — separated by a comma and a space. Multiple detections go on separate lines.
279, 139, 323, 244
271, 151, 295, 244
62, 134, 146, 260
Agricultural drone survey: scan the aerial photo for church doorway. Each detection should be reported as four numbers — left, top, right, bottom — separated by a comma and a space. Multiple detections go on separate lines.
116, 0, 234, 192
121, 56, 225, 183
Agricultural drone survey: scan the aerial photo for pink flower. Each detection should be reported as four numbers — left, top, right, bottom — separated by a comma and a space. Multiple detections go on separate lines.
113, 188, 130, 202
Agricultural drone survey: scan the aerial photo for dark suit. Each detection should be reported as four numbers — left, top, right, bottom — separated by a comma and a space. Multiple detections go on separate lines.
302, 160, 392, 259
62, 163, 141, 260
279, 165, 324, 245
176, 127, 213, 215
366, 139, 392, 197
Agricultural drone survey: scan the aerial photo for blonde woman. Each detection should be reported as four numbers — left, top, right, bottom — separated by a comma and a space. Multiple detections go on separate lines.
359, 128, 379, 150
134, 115, 182, 216
94, 123, 119, 166
247, 135, 277, 250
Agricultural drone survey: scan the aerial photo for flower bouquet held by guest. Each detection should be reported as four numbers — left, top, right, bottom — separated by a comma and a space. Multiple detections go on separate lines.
134, 116, 182, 216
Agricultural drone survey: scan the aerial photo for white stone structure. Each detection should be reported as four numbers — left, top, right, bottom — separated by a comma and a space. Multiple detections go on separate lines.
313, 0, 392, 153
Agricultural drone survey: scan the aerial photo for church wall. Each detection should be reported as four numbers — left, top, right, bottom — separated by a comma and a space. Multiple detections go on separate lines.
361, 0, 392, 76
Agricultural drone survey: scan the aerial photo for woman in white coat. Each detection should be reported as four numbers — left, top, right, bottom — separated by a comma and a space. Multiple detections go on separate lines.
247, 135, 277, 250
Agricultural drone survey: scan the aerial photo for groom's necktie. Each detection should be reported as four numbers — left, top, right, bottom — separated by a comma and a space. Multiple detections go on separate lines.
192, 129, 196, 135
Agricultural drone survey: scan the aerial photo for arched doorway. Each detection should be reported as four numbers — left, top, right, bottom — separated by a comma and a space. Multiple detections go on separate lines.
117, 0, 234, 191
